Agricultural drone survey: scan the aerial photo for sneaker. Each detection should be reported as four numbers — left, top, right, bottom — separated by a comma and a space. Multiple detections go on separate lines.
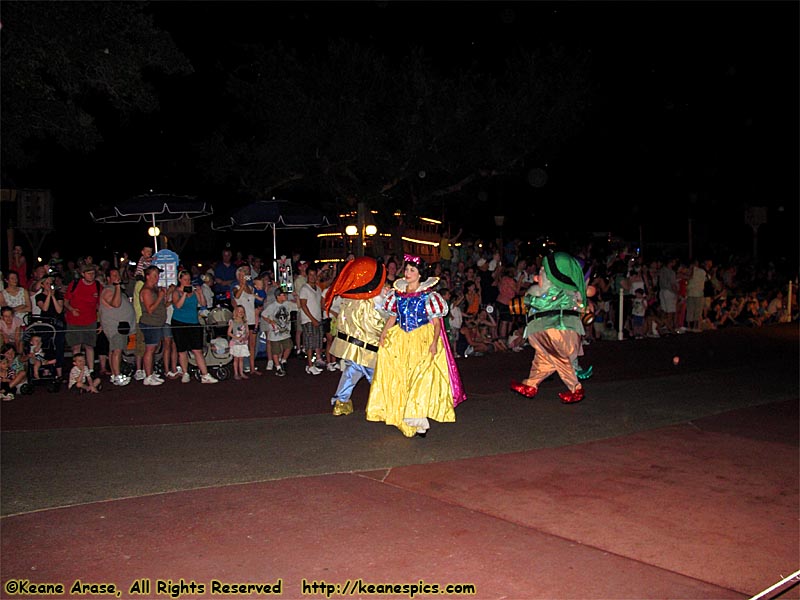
181, 372, 191, 384
151, 373, 164, 382
201, 373, 218, 384
327, 362, 339, 372
1, 392, 13, 401
275, 367, 286, 377
280, 358, 287, 366
305, 365, 323, 375
166, 371, 179, 379
143, 374, 163, 386
133, 369, 146, 381
315, 359, 327, 369
266, 360, 274, 371
112, 375, 131, 386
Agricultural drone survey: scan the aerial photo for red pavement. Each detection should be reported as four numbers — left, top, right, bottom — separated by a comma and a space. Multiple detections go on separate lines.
1, 400, 797, 599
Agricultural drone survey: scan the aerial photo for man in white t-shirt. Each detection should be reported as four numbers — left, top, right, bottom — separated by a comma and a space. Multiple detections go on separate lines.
298, 266, 324, 375
292, 260, 308, 356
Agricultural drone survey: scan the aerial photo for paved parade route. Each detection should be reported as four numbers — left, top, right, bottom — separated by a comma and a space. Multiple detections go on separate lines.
1, 325, 798, 599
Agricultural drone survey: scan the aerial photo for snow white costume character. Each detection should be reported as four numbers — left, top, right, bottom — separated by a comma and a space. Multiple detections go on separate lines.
366, 254, 466, 437
510, 252, 589, 404
325, 257, 388, 416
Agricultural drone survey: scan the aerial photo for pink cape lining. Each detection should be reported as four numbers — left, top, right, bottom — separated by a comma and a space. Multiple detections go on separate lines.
440, 328, 466, 407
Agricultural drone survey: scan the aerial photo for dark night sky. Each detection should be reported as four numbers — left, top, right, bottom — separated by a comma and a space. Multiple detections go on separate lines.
5, 1, 799, 264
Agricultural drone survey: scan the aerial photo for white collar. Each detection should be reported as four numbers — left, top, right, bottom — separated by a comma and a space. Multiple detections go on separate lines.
393, 277, 439, 293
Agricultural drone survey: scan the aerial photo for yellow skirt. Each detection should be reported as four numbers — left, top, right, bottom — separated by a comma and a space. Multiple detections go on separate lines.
366, 323, 456, 437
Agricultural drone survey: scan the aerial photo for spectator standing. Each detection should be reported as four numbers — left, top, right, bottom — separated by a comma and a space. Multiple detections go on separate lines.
686, 259, 707, 331
385, 259, 399, 287
98, 268, 134, 386
9, 246, 29, 289
476, 258, 498, 311
293, 260, 309, 356
228, 305, 250, 379
495, 267, 517, 340
631, 288, 647, 338
261, 288, 297, 377
232, 266, 262, 375
299, 266, 324, 375
33, 273, 66, 377
657, 258, 678, 333
213, 248, 237, 297
170, 270, 218, 384
28, 264, 48, 317
675, 262, 690, 332
438, 227, 462, 269
64, 264, 102, 374
702, 260, 716, 320
138, 266, 168, 386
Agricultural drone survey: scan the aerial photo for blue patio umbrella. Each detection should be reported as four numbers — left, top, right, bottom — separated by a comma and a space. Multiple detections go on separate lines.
212, 199, 334, 273
91, 193, 213, 251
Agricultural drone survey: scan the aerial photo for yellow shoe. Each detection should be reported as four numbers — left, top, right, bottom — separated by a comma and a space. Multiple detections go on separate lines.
332, 400, 353, 416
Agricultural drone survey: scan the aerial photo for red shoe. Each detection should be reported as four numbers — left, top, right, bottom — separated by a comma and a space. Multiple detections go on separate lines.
510, 380, 538, 398
559, 387, 585, 404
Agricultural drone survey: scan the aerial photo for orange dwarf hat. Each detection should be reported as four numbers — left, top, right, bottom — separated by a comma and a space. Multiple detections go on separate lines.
324, 257, 386, 313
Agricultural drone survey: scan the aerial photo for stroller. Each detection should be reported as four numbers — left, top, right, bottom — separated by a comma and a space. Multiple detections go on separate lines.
19, 316, 61, 394
187, 306, 233, 381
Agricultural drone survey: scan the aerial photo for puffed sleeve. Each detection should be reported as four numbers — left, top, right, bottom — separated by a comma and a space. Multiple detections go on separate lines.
382, 289, 398, 316
425, 291, 449, 319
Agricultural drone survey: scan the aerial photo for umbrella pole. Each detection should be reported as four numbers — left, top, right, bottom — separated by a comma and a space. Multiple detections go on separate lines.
152, 214, 159, 252
272, 224, 278, 279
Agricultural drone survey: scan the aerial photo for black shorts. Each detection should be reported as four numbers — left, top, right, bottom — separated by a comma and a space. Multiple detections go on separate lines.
497, 303, 513, 323
171, 319, 204, 353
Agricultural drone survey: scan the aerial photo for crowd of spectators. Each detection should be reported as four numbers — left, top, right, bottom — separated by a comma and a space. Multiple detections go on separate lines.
0, 237, 796, 399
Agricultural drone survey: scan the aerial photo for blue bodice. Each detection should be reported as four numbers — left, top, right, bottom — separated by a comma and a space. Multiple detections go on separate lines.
396, 293, 431, 332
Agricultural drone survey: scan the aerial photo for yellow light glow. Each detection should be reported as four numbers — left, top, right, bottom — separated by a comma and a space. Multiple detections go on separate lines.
401, 236, 439, 247
365, 224, 378, 236
419, 217, 442, 225
148, 226, 161, 237
345, 225, 358, 236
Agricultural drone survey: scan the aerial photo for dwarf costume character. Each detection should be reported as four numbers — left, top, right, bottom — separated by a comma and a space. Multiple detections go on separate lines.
325, 257, 388, 416
510, 252, 589, 404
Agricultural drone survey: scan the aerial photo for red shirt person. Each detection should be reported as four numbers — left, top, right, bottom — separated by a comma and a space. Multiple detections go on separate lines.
64, 264, 102, 372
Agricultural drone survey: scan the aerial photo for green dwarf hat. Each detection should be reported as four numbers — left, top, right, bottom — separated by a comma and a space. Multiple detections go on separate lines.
543, 252, 587, 301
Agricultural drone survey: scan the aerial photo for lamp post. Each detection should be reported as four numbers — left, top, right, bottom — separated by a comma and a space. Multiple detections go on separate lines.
346, 202, 378, 257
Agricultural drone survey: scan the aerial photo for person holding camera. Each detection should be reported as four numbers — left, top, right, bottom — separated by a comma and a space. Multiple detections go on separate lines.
33, 273, 66, 377
171, 270, 218, 384
232, 266, 262, 375
98, 268, 135, 386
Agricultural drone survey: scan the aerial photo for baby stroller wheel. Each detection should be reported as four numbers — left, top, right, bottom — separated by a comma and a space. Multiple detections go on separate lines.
214, 365, 232, 381
20, 383, 34, 395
